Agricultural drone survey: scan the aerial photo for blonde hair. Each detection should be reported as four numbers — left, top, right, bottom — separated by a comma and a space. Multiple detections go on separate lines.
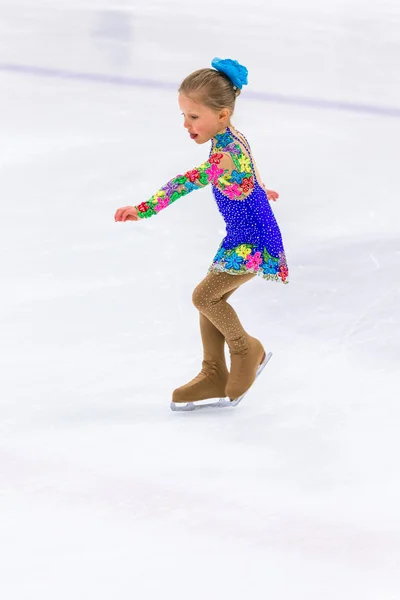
178, 68, 241, 114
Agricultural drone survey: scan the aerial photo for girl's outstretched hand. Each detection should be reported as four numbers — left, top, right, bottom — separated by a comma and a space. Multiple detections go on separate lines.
114, 206, 139, 222
265, 189, 279, 202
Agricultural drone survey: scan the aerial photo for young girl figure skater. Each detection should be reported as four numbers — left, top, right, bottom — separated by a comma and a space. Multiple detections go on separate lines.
115, 57, 288, 411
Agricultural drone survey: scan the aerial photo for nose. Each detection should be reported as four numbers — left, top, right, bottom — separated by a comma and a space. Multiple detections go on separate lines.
183, 117, 190, 130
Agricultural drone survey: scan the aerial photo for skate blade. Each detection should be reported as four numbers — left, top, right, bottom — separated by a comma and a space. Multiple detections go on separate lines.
170, 352, 273, 412
170, 396, 232, 412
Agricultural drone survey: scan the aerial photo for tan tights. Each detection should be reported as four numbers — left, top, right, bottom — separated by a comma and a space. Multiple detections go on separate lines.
192, 271, 257, 361
171, 270, 261, 404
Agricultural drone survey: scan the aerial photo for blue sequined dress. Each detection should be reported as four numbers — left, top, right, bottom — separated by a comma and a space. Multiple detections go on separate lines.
208, 128, 288, 283
135, 126, 288, 284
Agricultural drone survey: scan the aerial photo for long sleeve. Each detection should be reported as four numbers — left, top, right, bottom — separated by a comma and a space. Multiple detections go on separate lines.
134, 152, 233, 219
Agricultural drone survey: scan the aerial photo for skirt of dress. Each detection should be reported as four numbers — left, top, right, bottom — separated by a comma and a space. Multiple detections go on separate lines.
208, 239, 289, 284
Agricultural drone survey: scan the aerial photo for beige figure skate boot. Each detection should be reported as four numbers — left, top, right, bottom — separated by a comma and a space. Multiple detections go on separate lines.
226, 335, 266, 402
171, 313, 229, 407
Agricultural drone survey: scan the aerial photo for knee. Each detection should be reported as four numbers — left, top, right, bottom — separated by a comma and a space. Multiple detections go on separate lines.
192, 284, 206, 311
192, 284, 220, 312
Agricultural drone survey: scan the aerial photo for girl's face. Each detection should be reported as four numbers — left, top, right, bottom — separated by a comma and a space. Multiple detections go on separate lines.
178, 93, 230, 145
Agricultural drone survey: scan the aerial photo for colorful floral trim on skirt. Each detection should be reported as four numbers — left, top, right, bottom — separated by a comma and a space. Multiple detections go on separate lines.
208, 243, 289, 284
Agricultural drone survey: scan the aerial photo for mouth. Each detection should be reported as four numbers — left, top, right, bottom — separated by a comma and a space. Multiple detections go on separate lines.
189, 133, 198, 140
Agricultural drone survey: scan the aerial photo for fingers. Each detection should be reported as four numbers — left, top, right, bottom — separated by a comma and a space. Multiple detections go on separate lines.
114, 206, 130, 221
122, 208, 138, 222
114, 206, 138, 222
265, 189, 279, 201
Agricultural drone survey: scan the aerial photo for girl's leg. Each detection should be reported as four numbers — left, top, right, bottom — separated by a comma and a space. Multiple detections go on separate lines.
172, 284, 243, 404
191, 271, 265, 400
199, 285, 237, 367
192, 271, 256, 353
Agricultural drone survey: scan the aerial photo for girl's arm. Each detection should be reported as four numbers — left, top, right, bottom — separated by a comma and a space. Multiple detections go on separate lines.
115, 153, 233, 222
253, 160, 279, 201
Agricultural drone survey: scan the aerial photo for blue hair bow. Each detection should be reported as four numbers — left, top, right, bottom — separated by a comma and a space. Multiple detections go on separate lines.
211, 57, 248, 89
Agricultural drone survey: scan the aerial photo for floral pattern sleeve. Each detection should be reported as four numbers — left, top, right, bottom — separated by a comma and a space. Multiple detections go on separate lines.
134, 153, 233, 219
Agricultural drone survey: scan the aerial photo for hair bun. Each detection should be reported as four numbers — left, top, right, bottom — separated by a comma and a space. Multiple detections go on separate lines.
211, 57, 248, 90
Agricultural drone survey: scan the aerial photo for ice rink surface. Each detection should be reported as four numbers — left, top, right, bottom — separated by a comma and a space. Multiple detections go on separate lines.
1, 0, 400, 598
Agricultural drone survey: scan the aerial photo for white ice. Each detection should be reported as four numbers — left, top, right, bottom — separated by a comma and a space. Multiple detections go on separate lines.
1, 0, 400, 598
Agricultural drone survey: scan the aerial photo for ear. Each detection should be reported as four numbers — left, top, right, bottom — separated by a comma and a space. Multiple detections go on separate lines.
219, 107, 230, 122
